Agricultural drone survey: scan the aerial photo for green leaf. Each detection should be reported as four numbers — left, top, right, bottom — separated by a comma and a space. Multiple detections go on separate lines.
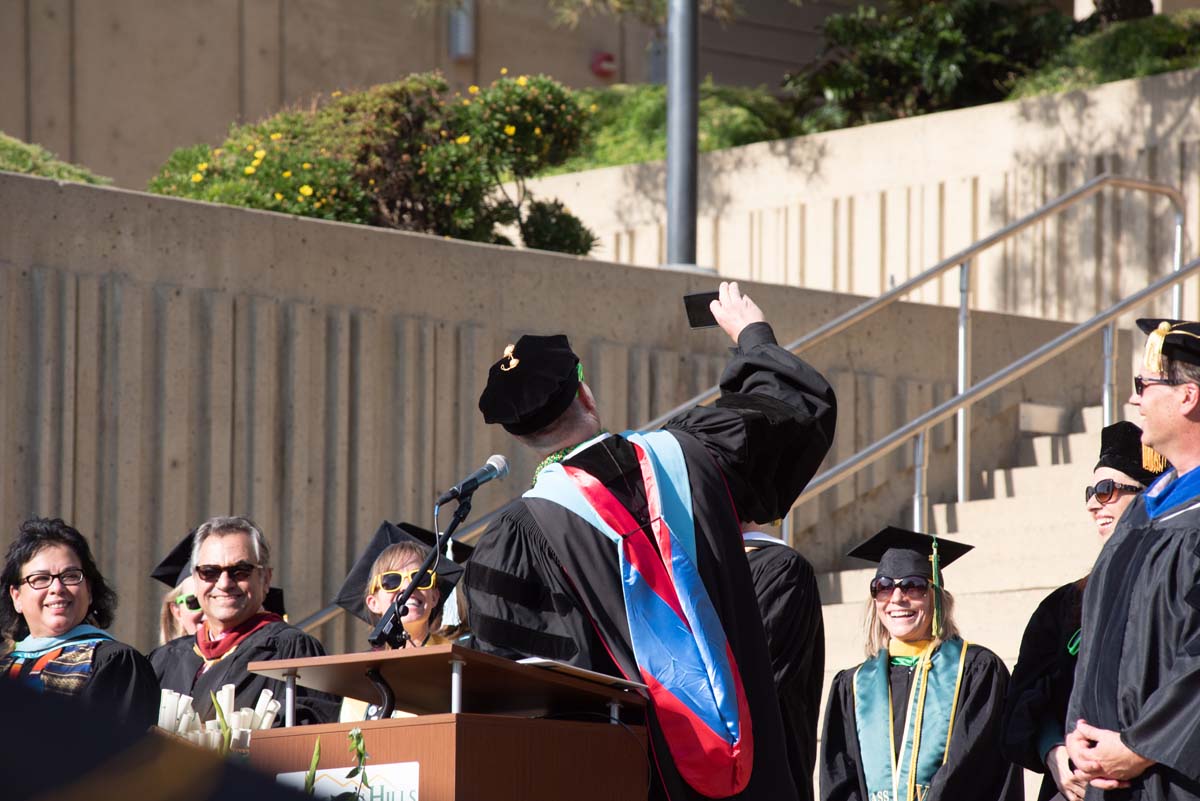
304, 737, 321, 795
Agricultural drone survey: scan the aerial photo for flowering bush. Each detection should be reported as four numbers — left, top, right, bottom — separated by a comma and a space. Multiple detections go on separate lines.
149, 71, 597, 255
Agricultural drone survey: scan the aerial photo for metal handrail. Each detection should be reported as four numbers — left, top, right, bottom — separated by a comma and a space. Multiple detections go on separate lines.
799, 255, 1200, 530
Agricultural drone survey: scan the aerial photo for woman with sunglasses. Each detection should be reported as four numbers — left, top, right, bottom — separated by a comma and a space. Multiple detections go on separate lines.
1001, 421, 1164, 801
0, 517, 159, 728
821, 527, 1022, 801
157, 578, 204, 645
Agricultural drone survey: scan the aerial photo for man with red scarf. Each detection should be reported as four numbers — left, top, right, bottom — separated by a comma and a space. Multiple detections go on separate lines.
153, 516, 339, 724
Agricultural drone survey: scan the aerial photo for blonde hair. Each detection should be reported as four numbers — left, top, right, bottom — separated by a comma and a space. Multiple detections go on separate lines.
863, 587, 959, 658
365, 542, 442, 628
159, 583, 188, 644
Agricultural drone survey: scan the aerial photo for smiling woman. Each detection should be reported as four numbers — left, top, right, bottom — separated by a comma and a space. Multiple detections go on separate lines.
0, 518, 159, 728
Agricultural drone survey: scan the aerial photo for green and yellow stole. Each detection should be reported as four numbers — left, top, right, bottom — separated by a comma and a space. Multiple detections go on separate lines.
852, 636, 970, 801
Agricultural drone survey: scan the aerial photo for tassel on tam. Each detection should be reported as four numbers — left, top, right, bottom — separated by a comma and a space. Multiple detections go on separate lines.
1143, 444, 1168, 474
1143, 321, 1173, 373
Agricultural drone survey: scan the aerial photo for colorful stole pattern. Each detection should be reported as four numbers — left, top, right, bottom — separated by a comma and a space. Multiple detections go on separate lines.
526, 430, 754, 797
0, 627, 113, 697
852, 637, 970, 801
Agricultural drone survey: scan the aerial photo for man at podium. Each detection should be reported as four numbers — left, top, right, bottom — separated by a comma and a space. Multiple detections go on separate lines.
467, 281, 837, 800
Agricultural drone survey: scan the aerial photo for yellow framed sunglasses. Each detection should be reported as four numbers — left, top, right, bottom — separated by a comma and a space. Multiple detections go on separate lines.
369, 568, 437, 595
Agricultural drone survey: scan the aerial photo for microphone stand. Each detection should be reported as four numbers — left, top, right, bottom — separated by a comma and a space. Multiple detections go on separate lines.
366, 493, 475, 717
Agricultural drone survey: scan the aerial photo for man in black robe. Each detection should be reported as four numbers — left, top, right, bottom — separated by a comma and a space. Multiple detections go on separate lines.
154, 516, 339, 725
465, 281, 836, 801
742, 524, 824, 801
1066, 319, 1200, 800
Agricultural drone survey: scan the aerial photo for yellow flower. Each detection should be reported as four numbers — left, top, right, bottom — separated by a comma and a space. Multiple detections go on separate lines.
500, 67, 508, 75
368, 178, 375, 185
589, 103, 598, 113
254, 149, 266, 159
331, 90, 342, 97
455, 134, 470, 144
251, 158, 262, 168
516, 76, 528, 87
243, 165, 256, 175
269, 133, 282, 141
302, 162, 312, 170
462, 99, 470, 106
282, 170, 292, 178
468, 85, 479, 94
213, 148, 223, 156
197, 162, 209, 171
504, 125, 516, 136
299, 185, 313, 196
297, 196, 305, 203
191, 173, 203, 183
534, 127, 542, 136
274, 192, 283, 200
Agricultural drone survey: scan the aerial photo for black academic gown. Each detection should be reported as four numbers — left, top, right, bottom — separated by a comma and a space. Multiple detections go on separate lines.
1067, 491, 1200, 800
153, 621, 340, 725
1002, 580, 1084, 801
465, 322, 837, 801
85, 640, 161, 729
820, 644, 1023, 801
745, 542, 824, 801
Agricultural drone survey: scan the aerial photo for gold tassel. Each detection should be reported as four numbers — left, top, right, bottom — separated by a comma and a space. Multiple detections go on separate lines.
1143, 444, 1168, 474
1143, 321, 1173, 373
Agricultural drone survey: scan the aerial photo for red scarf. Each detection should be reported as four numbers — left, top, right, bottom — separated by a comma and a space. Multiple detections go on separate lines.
194, 612, 282, 665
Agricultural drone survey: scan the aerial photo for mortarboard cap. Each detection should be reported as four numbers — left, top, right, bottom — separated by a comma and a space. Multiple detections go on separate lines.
150, 531, 198, 588
1095, 421, 1164, 487
334, 521, 465, 625
478, 335, 581, 435
847, 526, 973, 585
1137, 318, 1200, 371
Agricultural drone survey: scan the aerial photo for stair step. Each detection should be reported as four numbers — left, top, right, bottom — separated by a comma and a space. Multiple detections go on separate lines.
1022, 430, 1101, 468
1077, 404, 1140, 434
929, 494, 1100, 538
982, 461, 1089, 500
1018, 402, 1071, 435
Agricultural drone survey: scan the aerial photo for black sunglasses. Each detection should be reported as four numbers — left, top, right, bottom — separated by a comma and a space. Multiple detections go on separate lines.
194, 562, 261, 583
1133, 375, 1187, 396
1085, 478, 1143, 504
869, 575, 930, 601
174, 592, 202, 611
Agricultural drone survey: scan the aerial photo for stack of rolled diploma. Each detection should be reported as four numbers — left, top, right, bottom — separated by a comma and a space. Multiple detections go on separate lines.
157, 686, 282, 750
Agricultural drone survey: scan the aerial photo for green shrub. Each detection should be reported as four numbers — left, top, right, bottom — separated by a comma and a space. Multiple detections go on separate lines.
1010, 10, 1200, 97
785, 0, 1073, 133
149, 72, 597, 255
549, 81, 801, 173
519, 198, 599, 255
0, 131, 110, 184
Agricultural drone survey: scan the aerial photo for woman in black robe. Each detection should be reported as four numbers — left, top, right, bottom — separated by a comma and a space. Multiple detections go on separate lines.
1001, 421, 1162, 801
820, 527, 1022, 801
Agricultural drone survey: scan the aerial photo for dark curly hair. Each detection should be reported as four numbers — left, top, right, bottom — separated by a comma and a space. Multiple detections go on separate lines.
0, 518, 118, 641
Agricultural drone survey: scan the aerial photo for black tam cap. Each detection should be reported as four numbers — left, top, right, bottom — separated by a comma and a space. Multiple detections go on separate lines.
478, 335, 581, 435
334, 521, 465, 624
150, 531, 197, 588
847, 526, 973, 585
1137, 318, 1200, 370
1096, 421, 1163, 487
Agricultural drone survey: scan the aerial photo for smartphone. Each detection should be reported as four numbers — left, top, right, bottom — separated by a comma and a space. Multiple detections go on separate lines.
684, 291, 720, 329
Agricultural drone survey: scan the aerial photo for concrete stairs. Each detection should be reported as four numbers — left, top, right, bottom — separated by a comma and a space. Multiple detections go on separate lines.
811, 402, 1130, 799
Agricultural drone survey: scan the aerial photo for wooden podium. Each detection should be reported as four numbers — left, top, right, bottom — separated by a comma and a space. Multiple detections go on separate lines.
247, 644, 648, 800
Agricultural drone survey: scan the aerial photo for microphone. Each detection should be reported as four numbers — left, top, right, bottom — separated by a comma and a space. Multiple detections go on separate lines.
436, 455, 509, 505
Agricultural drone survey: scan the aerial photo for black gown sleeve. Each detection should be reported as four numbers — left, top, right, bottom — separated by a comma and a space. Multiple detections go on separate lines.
665, 322, 837, 524
820, 668, 866, 801
1001, 583, 1076, 777
926, 648, 1024, 801
271, 629, 341, 725
83, 640, 161, 729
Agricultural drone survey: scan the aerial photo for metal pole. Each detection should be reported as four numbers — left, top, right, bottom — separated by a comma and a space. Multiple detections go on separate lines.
1173, 211, 1184, 318
1102, 322, 1117, 426
781, 511, 794, 547
956, 260, 972, 502
666, 0, 697, 265
913, 430, 929, 532
450, 659, 464, 714
284, 672, 296, 727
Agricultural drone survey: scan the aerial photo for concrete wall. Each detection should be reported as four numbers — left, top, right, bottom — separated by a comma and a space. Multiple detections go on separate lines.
0, 0, 852, 189
0, 171, 1108, 653
527, 67, 1200, 323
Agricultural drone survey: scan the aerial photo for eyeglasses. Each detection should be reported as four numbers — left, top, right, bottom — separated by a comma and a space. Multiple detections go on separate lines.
869, 575, 930, 601
1085, 478, 1143, 504
21, 568, 85, 590
193, 562, 261, 583
175, 593, 202, 611
369, 569, 437, 595
1133, 375, 1187, 395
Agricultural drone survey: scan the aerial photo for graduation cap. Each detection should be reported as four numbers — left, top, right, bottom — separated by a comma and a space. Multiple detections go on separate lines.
1138, 318, 1200, 370
1096, 421, 1164, 487
150, 531, 197, 588
334, 521, 465, 625
151, 529, 287, 617
847, 526, 973, 585
478, 334, 581, 435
